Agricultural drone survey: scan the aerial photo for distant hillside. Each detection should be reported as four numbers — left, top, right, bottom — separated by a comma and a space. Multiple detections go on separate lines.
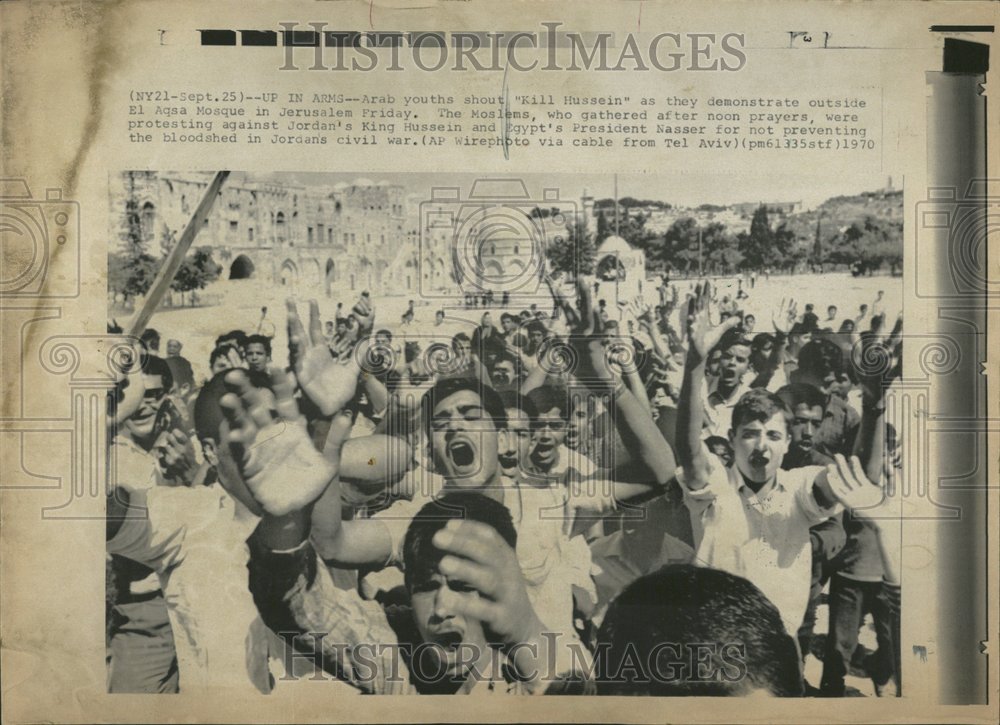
784, 189, 903, 240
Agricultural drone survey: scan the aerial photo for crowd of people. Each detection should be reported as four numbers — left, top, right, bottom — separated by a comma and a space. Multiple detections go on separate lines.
105, 273, 903, 697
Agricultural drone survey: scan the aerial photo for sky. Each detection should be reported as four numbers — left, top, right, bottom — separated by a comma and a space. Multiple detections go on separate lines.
255, 170, 898, 211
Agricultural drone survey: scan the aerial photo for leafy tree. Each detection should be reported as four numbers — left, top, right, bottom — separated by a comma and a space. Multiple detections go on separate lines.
109, 251, 158, 304
171, 246, 222, 306
546, 219, 596, 276
825, 216, 902, 275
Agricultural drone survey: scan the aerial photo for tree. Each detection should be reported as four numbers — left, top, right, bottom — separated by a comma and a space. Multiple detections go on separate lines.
109, 251, 158, 304
825, 215, 902, 275
171, 246, 222, 306
112, 171, 159, 307
738, 205, 774, 271
546, 219, 596, 276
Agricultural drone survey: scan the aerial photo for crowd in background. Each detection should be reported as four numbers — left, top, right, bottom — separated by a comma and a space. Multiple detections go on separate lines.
106, 272, 903, 697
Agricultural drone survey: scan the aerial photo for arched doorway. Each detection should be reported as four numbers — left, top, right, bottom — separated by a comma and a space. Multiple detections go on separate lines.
325, 259, 336, 297
280, 259, 298, 287
229, 254, 255, 279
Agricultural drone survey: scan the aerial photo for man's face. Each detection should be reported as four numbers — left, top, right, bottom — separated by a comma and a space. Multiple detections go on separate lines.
744, 316, 755, 332
211, 355, 233, 375
832, 372, 852, 400
729, 412, 790, 485
491, 360, 516, 389
375, 332, 391, 348
706, 349, 722, 377
430, 390, 502, 488
788, 403, 824, 453
501, 317, 515, 333
409, 570, 489, 680
245, 343, 269, 373
453, 339, 472, 360
481, 313, 491, 327
528, 329, 544, 348
500, 406, 532, 475
566, 397, 590, 451
529, 407, 566, 472
336, 321, 347, 335
325, 322, 334, 335
124, 373, 166, 442
827, 307, 838, 320
750, 341, 772, 371
719, 344, 751, 387
166, 340, 181, 357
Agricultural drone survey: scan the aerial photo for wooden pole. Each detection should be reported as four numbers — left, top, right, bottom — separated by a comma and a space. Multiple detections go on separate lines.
127, 171, 230, 338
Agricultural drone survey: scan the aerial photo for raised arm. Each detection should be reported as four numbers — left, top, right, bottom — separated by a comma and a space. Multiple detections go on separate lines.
676, 282, 739, 490
307, 412, 396, 567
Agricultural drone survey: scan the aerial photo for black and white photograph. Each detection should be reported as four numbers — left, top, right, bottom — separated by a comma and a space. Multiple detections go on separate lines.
105, 170, 905, 697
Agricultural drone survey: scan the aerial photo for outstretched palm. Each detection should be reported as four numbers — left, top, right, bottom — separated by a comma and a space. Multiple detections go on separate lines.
852, 314, 902, 402
771, 297, 798, 335
220, 369, 336, 516
288, 298, 362, 416
686, 281, 739, 362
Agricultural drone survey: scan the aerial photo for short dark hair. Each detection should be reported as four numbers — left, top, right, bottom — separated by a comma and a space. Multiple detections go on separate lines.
209, 346, 231, 369
375, 328, 393, 341
451, 331, 471, 350
403, 492, 516, 592
776, 382, 828, 414
730, 388, 790, 432
524, 320, 547, 337
796, 338, 845, 379
216, 329, 248, 350
718, 328, 752, 353
526, 385, 569, 420
751, 332, 775, 352
193, 369, 270, 443
245, 334, 272, 356
421, 377, 507, 440
498, 389, 538, 420
141, 354, 173, 392
596, 564, 803, 696
140, 328, 161, 351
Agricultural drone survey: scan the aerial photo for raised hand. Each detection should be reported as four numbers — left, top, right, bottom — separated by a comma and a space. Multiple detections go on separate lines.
772, 297, 798, 335
156, 429, 198, 483
686, 281, 740, 363
628, 296, 653, 327
852, 314, 902, 402
287, 298, 362, 416
220, 368, 335, 517
351, 293, 376, 336
823, 453, 886, 513
433, 519, 543, 649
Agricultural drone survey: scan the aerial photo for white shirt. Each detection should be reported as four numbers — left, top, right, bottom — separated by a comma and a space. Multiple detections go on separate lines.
107, 484, 271, 693
702, 377, 753, 439
678, 461, 840, 634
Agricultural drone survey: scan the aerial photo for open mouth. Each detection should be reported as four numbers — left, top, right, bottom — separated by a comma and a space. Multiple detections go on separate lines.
749, 452, 770, 468
432, 631, 464, 651
447, 439, 477, 469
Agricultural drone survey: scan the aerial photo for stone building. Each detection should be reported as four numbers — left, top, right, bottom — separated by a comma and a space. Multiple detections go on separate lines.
112, 172, 413, 296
